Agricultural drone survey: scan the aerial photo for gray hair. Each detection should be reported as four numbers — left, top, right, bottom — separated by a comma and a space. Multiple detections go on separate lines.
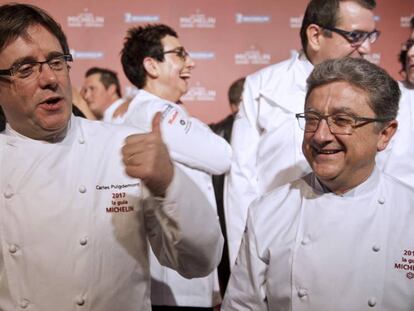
306, 57, 400, 120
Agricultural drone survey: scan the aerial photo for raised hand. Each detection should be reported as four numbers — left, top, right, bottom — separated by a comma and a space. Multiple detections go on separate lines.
122, 112, 174, 197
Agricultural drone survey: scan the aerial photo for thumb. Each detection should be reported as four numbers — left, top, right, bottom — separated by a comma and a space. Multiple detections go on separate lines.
151, 111, 162, 136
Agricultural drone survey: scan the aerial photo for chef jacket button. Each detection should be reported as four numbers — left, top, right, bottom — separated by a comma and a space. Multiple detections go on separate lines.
3, 189, 13, 199
298, 288, 308, 298
20, 299, 30, 309
79, 237, 88, 246
301, 236, 311, 246
368, 297, 377, 307
76, 296, 85, 306
9, 244, 18, 254
377, 197, 385, 204
372, 245, 381, 252
78, 138, 85, 144
79, 185, 87, 193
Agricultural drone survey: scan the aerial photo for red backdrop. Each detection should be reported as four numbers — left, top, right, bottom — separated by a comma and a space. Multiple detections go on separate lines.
5, 0, 414, 123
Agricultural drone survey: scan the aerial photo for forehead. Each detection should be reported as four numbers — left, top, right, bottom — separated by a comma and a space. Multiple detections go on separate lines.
85, 73, 103, 86
0, 24, 62, 68
306, 81, 372, 114
336, 1, 375, 30
161, 35, 182, 49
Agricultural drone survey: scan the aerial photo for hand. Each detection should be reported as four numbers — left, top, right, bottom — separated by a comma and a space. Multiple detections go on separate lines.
122, 112, 174, 197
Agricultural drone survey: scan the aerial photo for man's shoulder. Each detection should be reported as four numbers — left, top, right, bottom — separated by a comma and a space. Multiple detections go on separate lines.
76, 116, 142, 141
247, 56, 294, 84
381, 170, 414, 197
250, 178, 306, 219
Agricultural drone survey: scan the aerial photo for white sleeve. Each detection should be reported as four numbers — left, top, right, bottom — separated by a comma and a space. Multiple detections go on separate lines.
221, 210, 268, 310
225, 76, 261, 267
144, 165, 224, 278
161, 105, 232, 175
127, 100, 232, 175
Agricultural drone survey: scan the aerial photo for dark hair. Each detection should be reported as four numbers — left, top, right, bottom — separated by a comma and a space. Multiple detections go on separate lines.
121, 24, 177, 89
228, 77, 245, 106
300, 0, 376, 57
85, 67, 122, 98
0, 3, 69, 54
411, 16, 414, 29
398, 39, 414, 73
306, 57, 400, 120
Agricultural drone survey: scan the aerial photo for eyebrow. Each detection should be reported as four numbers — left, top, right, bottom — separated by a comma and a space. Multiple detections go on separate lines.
305, 107, 357, 115
8, 51, 65, 68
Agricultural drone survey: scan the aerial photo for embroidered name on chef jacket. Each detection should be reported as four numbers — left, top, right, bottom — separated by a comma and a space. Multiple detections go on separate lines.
394, 249, 414, 280
96, 182, 140, 213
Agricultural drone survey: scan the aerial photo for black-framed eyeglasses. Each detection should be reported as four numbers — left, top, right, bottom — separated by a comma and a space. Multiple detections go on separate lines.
0, 54, 73, 80
162, 47, 189, 61
295, 111, 392, 135
319, 24, 380, 47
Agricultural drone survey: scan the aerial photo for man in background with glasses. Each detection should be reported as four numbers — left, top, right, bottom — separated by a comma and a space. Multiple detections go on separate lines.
376, 39, 414, 187
223, 57, 414, 311
120, 24, 232, 311
226, 0, 379, 267
0, 4, 224, 311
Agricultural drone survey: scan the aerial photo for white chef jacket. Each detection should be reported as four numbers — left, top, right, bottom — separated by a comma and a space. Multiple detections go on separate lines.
225, 51, 313, 265
0, 116, 224, 311
102, 98, 126, 124
376, 83, 414, 187
123, 89, 231, 307
222, 167, 414, 311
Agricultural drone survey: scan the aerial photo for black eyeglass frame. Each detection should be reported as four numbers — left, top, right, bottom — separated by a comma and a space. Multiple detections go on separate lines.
295, 111, 393, 135
162, 47, 189, 61
0, 54, 73, 77
317, 24, 380, 47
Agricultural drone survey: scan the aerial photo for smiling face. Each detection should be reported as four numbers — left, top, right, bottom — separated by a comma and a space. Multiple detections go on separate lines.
302, 81, 393, 194
0, 24, 72, 141
82, 73, 116, 119
145, 35, 194, 102
311, 1, 376, 64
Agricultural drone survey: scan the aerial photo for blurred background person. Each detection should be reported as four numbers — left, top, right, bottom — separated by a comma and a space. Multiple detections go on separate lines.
376, 38, 414, 186
209, 77, 245, 296
121, 23, 232, 311
81, 67, 127, 123
71, 86, 96, 119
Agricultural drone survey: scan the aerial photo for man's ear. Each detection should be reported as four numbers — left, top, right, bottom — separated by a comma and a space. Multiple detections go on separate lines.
143, 57, 159, 79
377, 120, 398, 151
107, 84, 117, 96
306, 24, 324, 53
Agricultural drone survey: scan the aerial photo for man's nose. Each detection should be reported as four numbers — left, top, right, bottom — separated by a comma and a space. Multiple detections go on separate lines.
312, 119, 335, 143
357, 38, 372, 56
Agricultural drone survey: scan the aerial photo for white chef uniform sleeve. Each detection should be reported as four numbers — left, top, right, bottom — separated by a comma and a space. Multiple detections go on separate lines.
225, 76, 261, 267
160, 104, 232, 175
221, 208, 268, 310
143, 164, 224, 279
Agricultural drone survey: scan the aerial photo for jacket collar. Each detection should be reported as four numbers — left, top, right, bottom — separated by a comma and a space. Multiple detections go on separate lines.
259, 51, 314, 113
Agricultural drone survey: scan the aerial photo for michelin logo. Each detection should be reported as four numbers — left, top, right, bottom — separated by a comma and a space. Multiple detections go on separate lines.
290, 16, 303, 28
70, 49, 104, 60
189, 51, 215, 60
180, 11, 216, 28
236, 13, 270, 24
124, 13, 160, 23
181, 82, 216, 102
235, 48, 271, 65
67, 9, 104, 27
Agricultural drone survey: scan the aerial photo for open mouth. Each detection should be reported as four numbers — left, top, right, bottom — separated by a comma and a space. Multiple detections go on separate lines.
179, 72, 191, 80
39, 96, 63, 111
313, 146, 343, 155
